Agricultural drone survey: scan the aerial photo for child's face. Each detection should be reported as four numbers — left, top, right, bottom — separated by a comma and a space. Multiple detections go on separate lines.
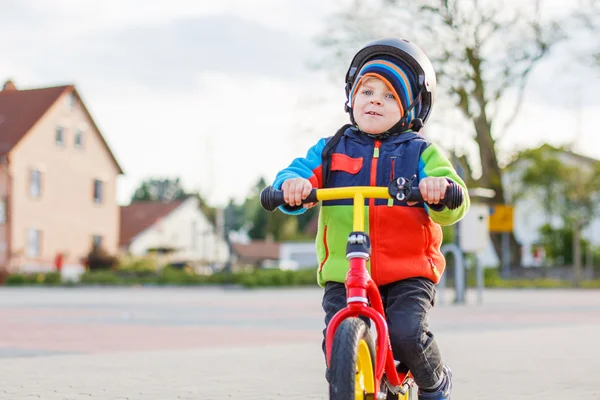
353, 77, 401, 134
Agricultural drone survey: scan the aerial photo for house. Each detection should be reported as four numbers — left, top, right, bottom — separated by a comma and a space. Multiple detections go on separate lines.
119, 196, 229, 267
231, 239, 318, 270
0, 80, 123, 272
478, 144, 600, 267
231, 240, 280, 269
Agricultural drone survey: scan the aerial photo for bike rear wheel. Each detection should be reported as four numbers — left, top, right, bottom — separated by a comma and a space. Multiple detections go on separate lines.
329, 317, 376, 400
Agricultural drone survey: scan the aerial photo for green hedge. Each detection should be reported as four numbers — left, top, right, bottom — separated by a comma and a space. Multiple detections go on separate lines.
3, 267, 600, 289
79, 266, 318, 288
5, 272, 62, 286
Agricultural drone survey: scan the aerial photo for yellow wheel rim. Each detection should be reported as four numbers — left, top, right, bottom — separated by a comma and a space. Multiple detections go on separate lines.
355, 339, 375, 399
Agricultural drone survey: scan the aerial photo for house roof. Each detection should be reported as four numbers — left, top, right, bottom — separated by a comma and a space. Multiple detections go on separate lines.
119, 200, 184, 245
0, 80, 124, 174
231, 241, 280, 262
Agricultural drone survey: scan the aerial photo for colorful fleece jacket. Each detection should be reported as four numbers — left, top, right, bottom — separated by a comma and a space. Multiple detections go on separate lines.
272, 127, 470, 287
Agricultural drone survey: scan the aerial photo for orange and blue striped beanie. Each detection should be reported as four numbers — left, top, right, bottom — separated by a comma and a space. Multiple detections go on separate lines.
348, 55, 420, 122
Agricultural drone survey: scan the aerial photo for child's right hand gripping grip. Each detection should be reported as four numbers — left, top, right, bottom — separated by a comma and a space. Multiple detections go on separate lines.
260, 186, 318, 212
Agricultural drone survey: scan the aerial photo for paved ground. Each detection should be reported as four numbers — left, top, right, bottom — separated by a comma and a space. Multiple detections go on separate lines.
1, 286, 599, 399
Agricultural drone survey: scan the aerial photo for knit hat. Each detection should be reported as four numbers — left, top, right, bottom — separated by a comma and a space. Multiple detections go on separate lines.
348, 55, 421, 124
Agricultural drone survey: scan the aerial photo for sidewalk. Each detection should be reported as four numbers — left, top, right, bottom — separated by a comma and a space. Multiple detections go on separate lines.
1, 287, 599, 399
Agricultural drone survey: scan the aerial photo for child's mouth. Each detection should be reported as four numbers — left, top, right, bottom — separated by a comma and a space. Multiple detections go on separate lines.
366, 111, 382, 116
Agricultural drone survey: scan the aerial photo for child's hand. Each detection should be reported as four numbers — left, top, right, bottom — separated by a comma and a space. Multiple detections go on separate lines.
407, 177, 449, 206
281, 178, 316, 209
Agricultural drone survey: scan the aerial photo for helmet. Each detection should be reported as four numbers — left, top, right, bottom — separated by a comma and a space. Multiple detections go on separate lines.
344, 38, 437, 130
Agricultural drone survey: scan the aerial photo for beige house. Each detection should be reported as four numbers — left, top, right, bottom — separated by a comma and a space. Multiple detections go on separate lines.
0, 79, 123, 272
119, 197, 230, 267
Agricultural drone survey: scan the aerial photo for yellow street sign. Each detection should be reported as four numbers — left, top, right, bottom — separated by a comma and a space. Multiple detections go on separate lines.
488, 204, 513, 233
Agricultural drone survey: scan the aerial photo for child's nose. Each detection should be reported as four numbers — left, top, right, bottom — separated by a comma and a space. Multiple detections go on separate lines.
371, 97, 383, 105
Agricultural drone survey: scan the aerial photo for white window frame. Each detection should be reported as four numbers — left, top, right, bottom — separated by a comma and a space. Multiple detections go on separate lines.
92, 234, 103, 249
29, 169, 42, 198
27, 228, 42, 257
93, 179, 104, 204
56, 126, 65, 146
74, 129, 84, 149
0, 199, 5, 224
67, 92, 76, 109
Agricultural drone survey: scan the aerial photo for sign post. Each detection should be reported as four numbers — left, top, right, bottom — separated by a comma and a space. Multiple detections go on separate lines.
488, 204, 514, 279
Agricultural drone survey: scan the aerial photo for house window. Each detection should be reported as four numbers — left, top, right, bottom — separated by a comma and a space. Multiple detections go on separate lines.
92, 234, 103, 249
56, 126, 65, 146
27, 228, 42, 257
93, 179, 104, 204
29, 170, 42, 198
0, 199, 5, 224
67, 92, 76, 109
74, 130, 84, 149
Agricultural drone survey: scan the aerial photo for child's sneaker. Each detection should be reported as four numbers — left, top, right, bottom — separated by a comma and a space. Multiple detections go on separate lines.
418, 365, 452, 400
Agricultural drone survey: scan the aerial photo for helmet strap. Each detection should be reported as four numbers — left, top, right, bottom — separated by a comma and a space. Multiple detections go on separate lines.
388, 85, 425, 133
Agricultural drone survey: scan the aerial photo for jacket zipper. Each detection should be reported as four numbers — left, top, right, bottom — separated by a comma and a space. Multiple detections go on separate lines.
318, 225, 329, 272
388, 157, 396, 207
369, 141, 381, 282
428, 258, 441, 278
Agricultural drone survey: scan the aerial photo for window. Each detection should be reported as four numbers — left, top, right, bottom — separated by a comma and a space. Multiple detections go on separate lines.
93, 179, 104, 204
0, 199, 5, 224
92, 235, 103, 249
56, 126, 65, 146
27, 228, 42, 257
74, 130, 84, 149
67, 92, 76, 109
29, 170, 42, 198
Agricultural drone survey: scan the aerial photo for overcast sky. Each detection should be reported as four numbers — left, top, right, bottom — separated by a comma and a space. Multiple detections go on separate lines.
1, 0, 599, 206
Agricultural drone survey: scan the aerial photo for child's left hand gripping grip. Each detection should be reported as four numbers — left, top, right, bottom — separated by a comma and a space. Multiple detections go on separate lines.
260, 186, 318, 212
404, 182, 464, 210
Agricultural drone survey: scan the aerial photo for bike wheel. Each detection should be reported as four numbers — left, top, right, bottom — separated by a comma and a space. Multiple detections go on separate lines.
329, 317, 376, 400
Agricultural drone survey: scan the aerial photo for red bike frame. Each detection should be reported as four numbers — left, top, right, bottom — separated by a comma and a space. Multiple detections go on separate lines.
325, 255, 411, 395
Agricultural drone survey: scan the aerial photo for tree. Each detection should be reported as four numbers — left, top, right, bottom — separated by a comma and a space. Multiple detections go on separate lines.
317, 0, 570, 266
507, 144, 566, 221
508, 145, 600, 283
241, 177, 318, 241
130, 177, 188, 202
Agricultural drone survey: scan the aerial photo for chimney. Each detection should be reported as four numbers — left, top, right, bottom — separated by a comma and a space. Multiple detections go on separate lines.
2, 80, 17, 92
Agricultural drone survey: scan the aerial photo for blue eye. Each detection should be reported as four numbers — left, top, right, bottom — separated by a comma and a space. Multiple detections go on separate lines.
362, 90, 373, 95
386, 93, 395, 99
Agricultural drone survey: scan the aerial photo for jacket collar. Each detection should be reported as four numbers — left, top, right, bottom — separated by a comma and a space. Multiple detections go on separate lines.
344, 126, 421, 145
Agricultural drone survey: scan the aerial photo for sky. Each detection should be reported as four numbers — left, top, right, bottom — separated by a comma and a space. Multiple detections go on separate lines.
1, 0, 599, 206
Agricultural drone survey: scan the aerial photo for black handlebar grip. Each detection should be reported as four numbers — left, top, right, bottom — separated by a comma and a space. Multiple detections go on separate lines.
260, 186, 318, 212
405, 182, 464, 210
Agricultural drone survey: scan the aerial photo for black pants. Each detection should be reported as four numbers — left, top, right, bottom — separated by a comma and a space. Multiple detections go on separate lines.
321, 278, 443, 389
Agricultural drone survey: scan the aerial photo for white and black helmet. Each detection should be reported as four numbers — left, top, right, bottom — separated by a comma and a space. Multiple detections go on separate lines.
344, 38, 437, 130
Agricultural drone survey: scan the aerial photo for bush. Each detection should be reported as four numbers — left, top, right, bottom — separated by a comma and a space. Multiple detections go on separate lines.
86, 246, 119, 270
118, 257, 158, 274
5, 273, 28, 285
80, 270, 122, 285
232, 268, 317, 288
4, 272, 62, 286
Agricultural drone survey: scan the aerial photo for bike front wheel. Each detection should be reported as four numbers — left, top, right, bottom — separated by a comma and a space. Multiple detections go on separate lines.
329, 317, 376, 400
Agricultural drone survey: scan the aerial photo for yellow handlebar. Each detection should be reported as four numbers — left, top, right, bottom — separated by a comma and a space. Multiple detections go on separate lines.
314, 186, 391, 232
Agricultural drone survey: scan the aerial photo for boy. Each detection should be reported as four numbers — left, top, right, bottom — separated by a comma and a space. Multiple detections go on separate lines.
271, 38, 469, 400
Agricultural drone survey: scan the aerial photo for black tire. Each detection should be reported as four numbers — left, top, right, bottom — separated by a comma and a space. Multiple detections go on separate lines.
329, 317, 376, 400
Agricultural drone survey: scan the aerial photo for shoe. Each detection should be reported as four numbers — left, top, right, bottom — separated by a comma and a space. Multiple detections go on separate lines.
417, 365, 452, 400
